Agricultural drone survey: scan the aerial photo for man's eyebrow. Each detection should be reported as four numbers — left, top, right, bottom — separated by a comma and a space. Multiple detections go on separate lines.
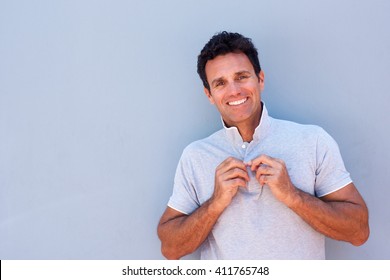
235, 70, 252, 76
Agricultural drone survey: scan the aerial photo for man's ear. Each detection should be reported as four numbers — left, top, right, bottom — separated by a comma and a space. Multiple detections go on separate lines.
204, 88, 215, 105
257, 70, 265, 91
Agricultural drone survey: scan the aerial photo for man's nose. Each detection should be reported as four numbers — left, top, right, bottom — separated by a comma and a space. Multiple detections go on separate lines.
226, 81, 241, 95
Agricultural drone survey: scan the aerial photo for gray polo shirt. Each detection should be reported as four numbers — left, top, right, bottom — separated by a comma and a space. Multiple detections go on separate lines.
168, 104, 352, 259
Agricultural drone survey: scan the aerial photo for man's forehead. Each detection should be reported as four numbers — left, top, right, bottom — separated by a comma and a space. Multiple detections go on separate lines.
205, 52, 254, 78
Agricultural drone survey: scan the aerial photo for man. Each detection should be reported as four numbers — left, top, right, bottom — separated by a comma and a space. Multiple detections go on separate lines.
157, 31, 369, 259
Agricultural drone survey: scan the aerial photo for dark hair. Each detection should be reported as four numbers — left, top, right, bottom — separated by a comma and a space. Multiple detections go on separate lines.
197, 31, 261, 90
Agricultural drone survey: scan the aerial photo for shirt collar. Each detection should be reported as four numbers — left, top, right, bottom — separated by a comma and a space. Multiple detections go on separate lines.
222, 102, 271, 145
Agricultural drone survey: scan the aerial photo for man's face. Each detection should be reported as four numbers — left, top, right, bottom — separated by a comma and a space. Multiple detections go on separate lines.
204, 52, 264, 128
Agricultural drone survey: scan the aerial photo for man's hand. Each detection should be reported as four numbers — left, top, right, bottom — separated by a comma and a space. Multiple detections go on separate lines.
158, 157, 250, 259
247, 154, 297, 206
210, 157, 249, 212
247, 154, 369, 245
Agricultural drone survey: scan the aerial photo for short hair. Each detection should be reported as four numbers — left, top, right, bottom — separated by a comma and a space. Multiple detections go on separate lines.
197, 31, 261, 90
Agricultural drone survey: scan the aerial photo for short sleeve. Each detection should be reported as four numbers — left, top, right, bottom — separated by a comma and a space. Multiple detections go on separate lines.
314, 128, 352, 197
167, 148, 201, 215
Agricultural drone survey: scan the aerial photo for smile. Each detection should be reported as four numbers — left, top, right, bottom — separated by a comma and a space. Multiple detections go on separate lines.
228, 97, 248, 106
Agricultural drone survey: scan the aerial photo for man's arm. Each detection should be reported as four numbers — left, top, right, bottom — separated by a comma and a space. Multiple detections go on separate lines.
157, 202, 220, 260
291, 182, 369, 245
249, 154, 370, 245
157, 157, 249, 259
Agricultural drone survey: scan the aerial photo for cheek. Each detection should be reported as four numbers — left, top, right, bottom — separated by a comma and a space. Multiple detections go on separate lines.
209, 92, 224, 105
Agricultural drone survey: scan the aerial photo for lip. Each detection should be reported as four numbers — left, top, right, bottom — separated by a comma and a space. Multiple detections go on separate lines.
227, 97, 248, 106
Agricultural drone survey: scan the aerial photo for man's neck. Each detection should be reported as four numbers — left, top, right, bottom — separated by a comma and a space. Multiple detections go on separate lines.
236, 116, 260, 142
224, 105, 263, 143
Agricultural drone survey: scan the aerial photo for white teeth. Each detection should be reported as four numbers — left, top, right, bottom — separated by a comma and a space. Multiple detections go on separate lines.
228, 98, 247, 106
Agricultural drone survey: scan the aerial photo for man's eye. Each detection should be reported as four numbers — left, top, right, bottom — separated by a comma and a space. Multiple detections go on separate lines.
215, 81, 225, 87
238, 75, 249, 80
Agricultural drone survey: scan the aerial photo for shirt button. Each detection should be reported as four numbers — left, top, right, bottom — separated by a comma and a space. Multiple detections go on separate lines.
241, 144, 246, 149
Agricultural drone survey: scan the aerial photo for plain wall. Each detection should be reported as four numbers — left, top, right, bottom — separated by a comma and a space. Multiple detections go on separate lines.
0, 0, 389, 259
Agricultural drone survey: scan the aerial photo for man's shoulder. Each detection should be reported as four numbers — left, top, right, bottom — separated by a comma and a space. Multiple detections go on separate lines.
183, 128, 225, 154
271, 117, 326, 137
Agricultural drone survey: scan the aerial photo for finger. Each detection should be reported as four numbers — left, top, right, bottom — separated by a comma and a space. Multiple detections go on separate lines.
223, 167, 250, 182
250, 154, 277, 171
217, 157, 247, 174
256, 164, 274, 177
256, 165, 270, 185
227, 178, 248, 189
257, 174, 268, 186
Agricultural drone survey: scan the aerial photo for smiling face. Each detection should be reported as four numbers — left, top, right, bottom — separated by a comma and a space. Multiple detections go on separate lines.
204, 52, 264, 129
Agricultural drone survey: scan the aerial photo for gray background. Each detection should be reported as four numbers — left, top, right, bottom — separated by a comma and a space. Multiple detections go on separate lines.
0, 0, 389, 259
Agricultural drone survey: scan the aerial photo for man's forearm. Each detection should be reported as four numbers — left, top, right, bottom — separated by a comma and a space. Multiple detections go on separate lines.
158, 157, 249, 259
249, 155, 369, 246
287, 186, 369, 245
158, 199, 223, 260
